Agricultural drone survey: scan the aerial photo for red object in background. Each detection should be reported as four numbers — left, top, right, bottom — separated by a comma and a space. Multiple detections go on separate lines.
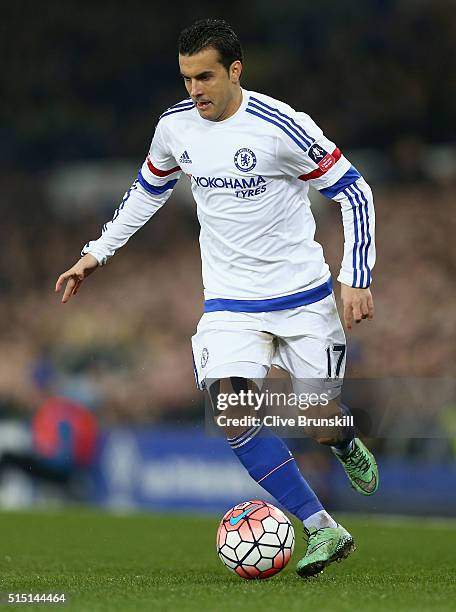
32, 397, 98, 467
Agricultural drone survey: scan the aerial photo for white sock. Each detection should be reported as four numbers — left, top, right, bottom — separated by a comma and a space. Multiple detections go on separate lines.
332, 438, 355, 458
303, 510, 337, 530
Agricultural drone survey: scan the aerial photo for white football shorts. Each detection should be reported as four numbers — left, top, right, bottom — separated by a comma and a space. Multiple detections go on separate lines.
191, 293, 346, 398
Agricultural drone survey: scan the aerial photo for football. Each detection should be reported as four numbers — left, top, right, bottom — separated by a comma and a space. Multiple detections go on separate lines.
216, 500, 295, 579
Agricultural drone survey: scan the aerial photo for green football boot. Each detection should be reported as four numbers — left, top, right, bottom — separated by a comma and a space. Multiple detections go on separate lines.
334, 437, 379, 495
296, 524, 355, 578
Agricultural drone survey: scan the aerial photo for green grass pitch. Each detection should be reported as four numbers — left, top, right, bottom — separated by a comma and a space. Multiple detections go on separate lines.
0, 509, 455, 611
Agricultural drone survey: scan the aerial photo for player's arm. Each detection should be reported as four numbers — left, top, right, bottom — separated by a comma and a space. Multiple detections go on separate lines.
276, 111, 376, 330
55, 122, 181, 303
312, 164, 375, 331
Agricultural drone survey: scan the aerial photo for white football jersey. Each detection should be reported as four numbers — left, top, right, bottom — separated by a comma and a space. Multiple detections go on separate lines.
82, 89, 375, 312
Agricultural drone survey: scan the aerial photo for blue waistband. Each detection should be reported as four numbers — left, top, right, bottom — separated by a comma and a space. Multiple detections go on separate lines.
204, 278, 333, 313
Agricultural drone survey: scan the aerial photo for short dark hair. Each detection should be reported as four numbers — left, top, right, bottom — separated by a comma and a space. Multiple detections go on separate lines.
178, 19, 243, 72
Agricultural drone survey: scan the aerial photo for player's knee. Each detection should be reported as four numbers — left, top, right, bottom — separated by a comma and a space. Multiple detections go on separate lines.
208, 377, 258, 407
208, 377, 260, 439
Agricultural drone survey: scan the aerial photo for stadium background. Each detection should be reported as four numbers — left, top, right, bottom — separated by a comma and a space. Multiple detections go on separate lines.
1, 0, 455, 517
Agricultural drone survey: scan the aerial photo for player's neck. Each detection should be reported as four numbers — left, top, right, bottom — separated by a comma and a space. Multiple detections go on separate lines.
216, 88, 243, 122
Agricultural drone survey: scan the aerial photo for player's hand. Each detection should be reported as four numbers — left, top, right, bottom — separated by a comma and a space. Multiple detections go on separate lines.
340, 284, 374, 330
55, 253, 99, 303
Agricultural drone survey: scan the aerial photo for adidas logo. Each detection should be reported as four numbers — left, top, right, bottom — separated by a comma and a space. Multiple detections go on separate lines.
179, 150, 192, 164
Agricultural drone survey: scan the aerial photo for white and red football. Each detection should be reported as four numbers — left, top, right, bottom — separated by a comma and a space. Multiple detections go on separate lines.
216, 499, 295, 580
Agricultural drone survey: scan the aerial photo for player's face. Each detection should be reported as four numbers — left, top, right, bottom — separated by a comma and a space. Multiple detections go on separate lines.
179, 48, 242, 122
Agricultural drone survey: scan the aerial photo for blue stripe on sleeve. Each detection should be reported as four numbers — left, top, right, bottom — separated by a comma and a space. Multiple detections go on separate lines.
351, 183, 372, 286
246, 108, 309, 152
344, 188, 360, 287
159, 104, 195, 120
318, 166, 361, 199
103, 180, 139, 230
249, 96, 315, 147
347, 185, 364, 287
348, 185, 366, 287
247, 102, 312, 151
137, 170, 177, 195
248, 98, 314, 148
168, 99, 193, 110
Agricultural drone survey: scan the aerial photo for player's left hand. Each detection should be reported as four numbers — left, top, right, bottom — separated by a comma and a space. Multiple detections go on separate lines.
340, 284, 374, 330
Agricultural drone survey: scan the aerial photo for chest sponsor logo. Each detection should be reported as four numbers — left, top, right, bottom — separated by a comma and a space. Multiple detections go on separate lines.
192, 175, 267, 199
234, 148, 257, 172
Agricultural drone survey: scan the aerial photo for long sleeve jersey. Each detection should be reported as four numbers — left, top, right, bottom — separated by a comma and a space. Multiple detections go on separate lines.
82, 89, 375, 313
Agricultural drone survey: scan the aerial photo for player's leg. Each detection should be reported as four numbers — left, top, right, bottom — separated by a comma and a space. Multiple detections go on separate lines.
192, 309, 349, 576
304, 398, 379, 496
273, 293, 379, 496
208, 376, 338, 531
270, 294, 376, 575
319, 402, 379, 496
208, 376, 355, 577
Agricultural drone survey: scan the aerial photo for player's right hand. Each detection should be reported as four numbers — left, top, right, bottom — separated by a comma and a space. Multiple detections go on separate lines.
55, 253, 99, 303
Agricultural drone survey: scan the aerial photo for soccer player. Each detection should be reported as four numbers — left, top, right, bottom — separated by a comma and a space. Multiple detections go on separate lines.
56, 19, 378, 577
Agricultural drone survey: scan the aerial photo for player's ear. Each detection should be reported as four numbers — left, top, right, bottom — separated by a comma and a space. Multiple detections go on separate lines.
230, 60, 242, 84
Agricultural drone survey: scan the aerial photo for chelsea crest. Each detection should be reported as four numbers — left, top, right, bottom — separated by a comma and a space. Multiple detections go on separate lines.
234, 148, 257, 172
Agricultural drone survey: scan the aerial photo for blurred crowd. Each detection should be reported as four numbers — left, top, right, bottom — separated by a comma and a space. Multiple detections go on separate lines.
1, 1, 455, 430
0, 177, 454, 424
3, 1, 455, 169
